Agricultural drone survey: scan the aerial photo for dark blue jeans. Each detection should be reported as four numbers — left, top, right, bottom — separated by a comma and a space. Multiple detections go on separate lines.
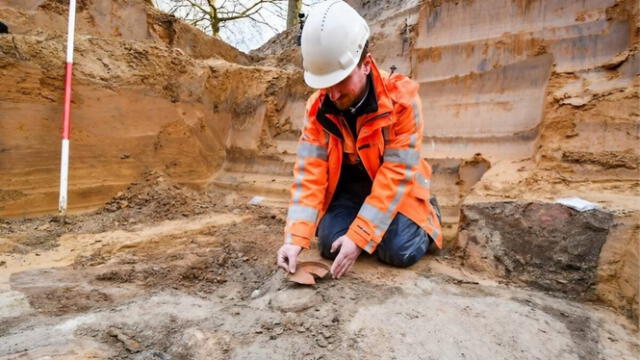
317, 191, 430, 268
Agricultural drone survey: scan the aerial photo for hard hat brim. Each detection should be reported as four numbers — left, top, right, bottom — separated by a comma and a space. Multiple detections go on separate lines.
303, 63, 356, 89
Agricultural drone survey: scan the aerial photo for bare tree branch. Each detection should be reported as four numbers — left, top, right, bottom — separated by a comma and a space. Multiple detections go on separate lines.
153, 0, 323, 51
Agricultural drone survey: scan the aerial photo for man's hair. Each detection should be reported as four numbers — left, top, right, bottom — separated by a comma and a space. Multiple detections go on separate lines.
358, 41, 369, 65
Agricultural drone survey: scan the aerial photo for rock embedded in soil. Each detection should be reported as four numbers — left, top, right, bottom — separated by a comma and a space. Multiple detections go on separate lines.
456, 200, 613, 297
270, 288, 321, 312
107, 327, 142, 353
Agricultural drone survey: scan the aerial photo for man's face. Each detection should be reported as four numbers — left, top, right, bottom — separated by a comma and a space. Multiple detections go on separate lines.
326, 56, 371, 110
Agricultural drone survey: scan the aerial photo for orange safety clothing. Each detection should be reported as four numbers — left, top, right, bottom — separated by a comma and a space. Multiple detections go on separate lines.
284, 56, 443, 253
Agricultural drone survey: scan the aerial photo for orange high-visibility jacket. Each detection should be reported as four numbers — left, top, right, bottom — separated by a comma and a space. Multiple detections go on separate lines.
284, 57, 443, 253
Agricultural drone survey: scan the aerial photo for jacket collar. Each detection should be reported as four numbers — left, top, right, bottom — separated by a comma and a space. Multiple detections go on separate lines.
320, 74, 378, 119
315, 57, 395, 140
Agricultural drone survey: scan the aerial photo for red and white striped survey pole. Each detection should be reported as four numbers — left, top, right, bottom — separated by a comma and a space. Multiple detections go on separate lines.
58, 0, 77, 215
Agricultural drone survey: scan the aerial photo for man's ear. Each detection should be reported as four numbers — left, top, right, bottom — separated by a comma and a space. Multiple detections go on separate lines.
361, 54, 372, 75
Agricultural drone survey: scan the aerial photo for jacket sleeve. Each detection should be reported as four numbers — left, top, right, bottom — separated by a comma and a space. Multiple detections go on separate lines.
283, 104, 330, 249
346, 96, 424, 253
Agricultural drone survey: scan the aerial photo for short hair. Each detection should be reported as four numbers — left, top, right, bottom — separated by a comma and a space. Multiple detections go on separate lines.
358, 41, 369, 65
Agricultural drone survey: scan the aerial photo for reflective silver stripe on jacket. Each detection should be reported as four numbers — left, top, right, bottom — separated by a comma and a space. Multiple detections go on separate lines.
383, 148, 419, 166
297, 141, 328, 160
415, 172, 430, 188
287, 204, 319, 223
357, 97, 423, 244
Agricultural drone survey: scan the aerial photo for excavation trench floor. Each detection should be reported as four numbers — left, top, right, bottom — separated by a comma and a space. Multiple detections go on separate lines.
0, 202, 638, 360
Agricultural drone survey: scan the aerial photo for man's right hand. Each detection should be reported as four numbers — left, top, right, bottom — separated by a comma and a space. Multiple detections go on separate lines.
276, 244, 303, 273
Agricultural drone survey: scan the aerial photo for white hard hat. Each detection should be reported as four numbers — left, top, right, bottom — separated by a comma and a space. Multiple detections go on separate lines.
301, 1, 370, 89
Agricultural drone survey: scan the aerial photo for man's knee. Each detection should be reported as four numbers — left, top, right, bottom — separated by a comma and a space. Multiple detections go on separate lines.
377, 240, 426, 267
317, 222, 341, 260
376, 215, 428, 268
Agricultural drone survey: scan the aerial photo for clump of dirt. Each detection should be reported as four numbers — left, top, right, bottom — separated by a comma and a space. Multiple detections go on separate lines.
0, 217, 67, 253
101, 170, 212, 218
26, 286, 112, 316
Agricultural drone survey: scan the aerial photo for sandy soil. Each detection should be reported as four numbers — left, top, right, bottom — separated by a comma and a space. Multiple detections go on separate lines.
1, 0, 639, 358
1, 185, 638, 359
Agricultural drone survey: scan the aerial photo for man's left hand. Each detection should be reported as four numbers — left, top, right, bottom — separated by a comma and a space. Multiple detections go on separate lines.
330, 235, 362, 279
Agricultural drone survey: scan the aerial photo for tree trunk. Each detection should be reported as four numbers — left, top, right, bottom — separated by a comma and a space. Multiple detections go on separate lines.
212, 19, 220, 38
286, 0, 302, 28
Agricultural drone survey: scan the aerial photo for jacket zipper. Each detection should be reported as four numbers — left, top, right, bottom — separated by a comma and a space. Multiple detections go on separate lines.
357, 111, 393, 180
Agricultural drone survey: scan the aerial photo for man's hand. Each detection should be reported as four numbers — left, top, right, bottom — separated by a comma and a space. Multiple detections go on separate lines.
330, 235, 362, 279
277, 244, 303, 273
